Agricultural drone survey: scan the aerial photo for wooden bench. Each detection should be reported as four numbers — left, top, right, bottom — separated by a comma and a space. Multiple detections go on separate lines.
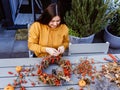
68, 42, 110, 55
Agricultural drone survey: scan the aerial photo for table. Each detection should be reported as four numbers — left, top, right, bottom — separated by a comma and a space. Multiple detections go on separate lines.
0, 54, 120, 90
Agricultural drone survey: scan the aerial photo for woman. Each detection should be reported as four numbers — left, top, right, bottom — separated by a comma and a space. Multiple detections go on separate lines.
28, 3, 69, 57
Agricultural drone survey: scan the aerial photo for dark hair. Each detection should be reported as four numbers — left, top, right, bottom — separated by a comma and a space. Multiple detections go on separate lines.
36, 3, 65, 25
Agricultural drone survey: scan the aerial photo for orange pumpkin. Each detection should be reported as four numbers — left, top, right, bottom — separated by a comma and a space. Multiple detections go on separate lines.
4, 85, 14, 90
16, 66, 22, 73
78, 79, 86, 87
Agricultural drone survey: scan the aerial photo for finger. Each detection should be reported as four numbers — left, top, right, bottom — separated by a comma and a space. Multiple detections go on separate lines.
53, 52, 60, 56
58, 49, 62, 53
59, 48, 64, 53
53, 49, 59, 53
58, 47, 62, 52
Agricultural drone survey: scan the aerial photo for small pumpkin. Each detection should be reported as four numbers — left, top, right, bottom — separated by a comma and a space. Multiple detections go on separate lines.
4, 85, 14, 90
78, 79, 86, 87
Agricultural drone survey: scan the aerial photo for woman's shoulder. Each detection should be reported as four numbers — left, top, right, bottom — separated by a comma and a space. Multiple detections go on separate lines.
59, 24, 69, 33
29, 22, 41, 31
60, 24, 69, 30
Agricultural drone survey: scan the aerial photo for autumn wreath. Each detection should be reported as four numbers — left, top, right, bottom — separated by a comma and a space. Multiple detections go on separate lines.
36, 55, 72, 86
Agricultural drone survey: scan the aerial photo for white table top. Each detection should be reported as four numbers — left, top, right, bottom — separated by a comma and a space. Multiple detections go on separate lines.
0, 54, 120, 90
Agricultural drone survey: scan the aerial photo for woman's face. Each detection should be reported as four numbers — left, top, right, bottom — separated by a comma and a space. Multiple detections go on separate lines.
48, 16, 61, 28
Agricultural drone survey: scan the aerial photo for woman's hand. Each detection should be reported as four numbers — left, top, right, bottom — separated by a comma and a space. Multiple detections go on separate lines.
46, 47, 60, 56
58, 46, 65, 54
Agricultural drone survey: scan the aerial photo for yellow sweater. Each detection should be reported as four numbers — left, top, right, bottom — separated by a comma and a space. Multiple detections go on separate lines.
28, 22, 69, 57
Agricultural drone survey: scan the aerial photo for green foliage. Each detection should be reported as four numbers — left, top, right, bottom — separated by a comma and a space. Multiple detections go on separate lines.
109, 11, 120, 36
108, 0, 120, 36
64, 0, 116, 37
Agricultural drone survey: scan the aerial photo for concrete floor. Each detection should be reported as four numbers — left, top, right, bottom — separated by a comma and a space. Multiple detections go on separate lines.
0, 30, 29, 58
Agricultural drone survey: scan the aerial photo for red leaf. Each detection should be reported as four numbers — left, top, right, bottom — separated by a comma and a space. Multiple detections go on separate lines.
8, 72, 13, 75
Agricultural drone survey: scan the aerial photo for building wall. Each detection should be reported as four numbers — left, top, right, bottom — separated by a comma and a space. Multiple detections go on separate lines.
1, 0, 72, 27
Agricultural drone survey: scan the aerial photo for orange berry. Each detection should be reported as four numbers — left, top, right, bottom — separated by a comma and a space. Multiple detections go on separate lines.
16, 66, 22, 73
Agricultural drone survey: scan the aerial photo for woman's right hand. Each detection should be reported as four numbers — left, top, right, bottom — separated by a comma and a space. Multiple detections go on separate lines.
46, 47, 60, 56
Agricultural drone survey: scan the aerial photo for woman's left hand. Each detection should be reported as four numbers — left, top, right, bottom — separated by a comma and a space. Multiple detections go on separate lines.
58, 46, 65, 54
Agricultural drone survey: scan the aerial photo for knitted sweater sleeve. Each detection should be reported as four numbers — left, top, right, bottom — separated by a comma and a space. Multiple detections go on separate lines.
62, 25, 69, 50
28, 22, 46, 53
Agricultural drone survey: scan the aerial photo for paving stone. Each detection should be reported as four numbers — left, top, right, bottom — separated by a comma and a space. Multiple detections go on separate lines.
0, 38, 14, 53
12, 40, 28, 53
0, 30, 16, 38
